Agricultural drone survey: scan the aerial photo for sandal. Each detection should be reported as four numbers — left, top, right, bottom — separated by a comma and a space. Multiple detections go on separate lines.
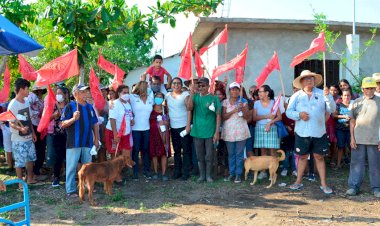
66, 193, 79, 198
289, 183, 304, 190
320, 186, 333, 194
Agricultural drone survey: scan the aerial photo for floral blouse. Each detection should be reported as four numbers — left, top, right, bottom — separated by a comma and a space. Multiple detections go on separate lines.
221, 99, 251, 142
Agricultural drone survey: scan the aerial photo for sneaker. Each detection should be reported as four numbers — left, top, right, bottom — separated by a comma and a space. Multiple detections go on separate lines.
52, 178, 60, 187
258, 171, 267, 180
292, 170, 298, 177
143, 173, 152, 180
224, 175, 234, 182
234, 176, 242, 183
346, 188, 358, 196
152, 173, 159, 180
307, 174, 316, 182
373, 188, 380, 198
281, 169, 288, 177
162, 175, 169, 181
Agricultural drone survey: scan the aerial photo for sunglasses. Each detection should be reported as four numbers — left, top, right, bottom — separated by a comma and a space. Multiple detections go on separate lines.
172, 82, 181, 85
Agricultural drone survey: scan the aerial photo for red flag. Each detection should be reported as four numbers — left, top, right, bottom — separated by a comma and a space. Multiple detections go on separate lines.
37, 85, 56, 133
0, 110, 16, 121
35, 49, 79, 86
0, 65, 11, 103
290, 32, 325, 67
209, 77, 216, 94
18, 55, 37, 81
194, 50, 204, 78
97, 52, 125, 77
200, 24, 228, 55
117, 113, 126, 138
212, 44, 248, 80
178, 33, 193, 80
89, 67, 105, 111
270, 93, 282, 115
255, 51, 281, 88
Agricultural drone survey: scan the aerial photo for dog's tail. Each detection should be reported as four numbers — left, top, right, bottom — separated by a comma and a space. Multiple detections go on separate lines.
277, 150, 286, 161
78, 167, 86, 202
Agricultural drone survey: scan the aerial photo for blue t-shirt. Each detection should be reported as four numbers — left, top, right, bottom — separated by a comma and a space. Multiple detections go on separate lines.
61, 101, 98, 148
336, 101, 352, 130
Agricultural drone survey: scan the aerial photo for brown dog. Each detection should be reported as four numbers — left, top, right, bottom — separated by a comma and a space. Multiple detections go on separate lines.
244, 150, 285, 188
78, 152, 135, 205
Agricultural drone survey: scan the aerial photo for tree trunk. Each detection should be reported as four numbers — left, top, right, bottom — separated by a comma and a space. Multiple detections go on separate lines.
79, 64, 85, 85
0, 56, 9, 75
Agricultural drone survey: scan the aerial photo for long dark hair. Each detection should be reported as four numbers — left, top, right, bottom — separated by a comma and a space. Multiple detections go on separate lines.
339, 79, 353, 95
260, 85, 275, 100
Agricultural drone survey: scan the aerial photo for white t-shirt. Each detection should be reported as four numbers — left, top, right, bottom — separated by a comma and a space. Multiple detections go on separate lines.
8, 99, 33, 142
130, 94, 153, 131
165, 91, 189, 129
106, 99, 132, 136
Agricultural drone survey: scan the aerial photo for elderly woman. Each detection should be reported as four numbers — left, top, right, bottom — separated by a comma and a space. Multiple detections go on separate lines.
130, 81, 153, 180
165, 77, 192, 180
222, 82, 251, 183
252, 84, 282, 179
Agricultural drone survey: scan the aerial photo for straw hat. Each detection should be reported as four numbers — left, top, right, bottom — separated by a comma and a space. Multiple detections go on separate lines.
292, 70, 323, 89
32, 84, 47, 94
372, 73, 380, 82
361, 77, 377, 88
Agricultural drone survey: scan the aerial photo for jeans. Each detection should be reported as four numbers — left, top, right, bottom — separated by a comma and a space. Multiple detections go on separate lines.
53, 133, 66, 179
225, 140, 246, 176
66, 147, 91, 194
33, 125, 47, 175
348, 144, 380, 191
171, 127, 192, 176
132, 130, 150, 177
281, 151, 297, 172
193, 137, 214, 166
245, 125, 255, 152
46, 135, 55, 167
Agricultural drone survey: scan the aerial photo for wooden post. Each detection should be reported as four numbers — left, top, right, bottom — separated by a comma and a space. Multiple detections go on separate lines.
278, 70, 286, 96
323, 52, 327, 87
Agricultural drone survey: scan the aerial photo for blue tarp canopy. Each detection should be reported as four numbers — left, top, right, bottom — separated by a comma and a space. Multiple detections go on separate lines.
0, 14, 43, 56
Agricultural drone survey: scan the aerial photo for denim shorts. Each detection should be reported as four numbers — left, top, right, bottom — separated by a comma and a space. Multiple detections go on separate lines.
336, 129, 350, 149
12, 140, 36, 168
294, 133, 328, 156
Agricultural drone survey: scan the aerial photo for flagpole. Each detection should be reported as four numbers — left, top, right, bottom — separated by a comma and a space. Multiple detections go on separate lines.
323, 52, 327, 87
278, 71, 286, 96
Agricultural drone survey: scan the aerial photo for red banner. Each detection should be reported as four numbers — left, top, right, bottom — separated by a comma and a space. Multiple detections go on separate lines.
89, 67, 105, 111
18, 55, 37, 81
97, 52, 125, 77
0, 65, 11, 103
35, 49, 79, 86
256, 51, 281, 88
290, 32, 325, 67
200, 24, 228, 55
0, 110, 16, 121
37, 85, 56, 133
178, 33, 193, 80
212, 44, 248, 80
194, 50, 204, 78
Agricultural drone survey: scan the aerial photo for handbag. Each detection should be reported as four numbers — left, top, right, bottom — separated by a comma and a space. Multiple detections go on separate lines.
275, 121, 289, 138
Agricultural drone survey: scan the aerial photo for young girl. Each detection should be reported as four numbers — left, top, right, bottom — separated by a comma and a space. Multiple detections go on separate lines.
333, 89, 353, 168
149, 92, 171, 181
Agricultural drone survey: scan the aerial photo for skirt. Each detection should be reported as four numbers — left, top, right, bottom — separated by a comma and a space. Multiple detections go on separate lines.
254, 124, 280, 149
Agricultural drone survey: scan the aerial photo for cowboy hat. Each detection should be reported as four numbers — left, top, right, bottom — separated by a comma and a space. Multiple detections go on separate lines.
362, 77, 377, 88
372, 73, 380, 82
293, 70, 323, 89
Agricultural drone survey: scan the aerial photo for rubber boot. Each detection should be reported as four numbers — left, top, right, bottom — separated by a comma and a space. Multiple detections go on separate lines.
197, 161, 205, 183
206, 162, 214, 183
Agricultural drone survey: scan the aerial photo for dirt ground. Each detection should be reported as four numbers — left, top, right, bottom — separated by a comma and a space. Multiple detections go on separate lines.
1, 154, 380, 226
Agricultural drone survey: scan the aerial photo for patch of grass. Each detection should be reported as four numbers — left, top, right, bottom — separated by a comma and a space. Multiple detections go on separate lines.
123, 201, 129, 208
55, 205, 67, 219
160, 202, 176, 209
44, 197, 56, 205
139, 202, 147, 212
110, 191, 123, 202
83, 210, 96, 221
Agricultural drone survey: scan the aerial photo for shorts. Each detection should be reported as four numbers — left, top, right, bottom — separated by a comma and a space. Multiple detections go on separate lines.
336, 129, 350, 149
294, 133, 329, 156
1, 126, 12, 152
105, 129, 132, 154
12, 140, 36, 168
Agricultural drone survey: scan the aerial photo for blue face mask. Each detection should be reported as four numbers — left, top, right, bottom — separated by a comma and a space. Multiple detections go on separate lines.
154, 97, 164, 105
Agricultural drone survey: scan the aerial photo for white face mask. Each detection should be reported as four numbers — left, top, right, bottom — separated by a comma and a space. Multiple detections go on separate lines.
56, 94, 64, 103
120, 93, 130, 101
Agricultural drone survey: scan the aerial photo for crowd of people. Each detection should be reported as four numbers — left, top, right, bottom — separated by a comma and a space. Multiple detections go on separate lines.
1, 54, 380, 198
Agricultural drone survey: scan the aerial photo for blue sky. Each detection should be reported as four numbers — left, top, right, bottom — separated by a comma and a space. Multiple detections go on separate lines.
129, 0, 380, 57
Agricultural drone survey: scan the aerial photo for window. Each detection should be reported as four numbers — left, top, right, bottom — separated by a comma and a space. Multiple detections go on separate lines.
294, 59, 340, 87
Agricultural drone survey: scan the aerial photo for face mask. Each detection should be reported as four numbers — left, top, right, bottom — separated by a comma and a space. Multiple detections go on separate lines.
56, 94, 64, 103
151, 84, 160, 92
120, 93, 130, 101
154, 97, 164, 105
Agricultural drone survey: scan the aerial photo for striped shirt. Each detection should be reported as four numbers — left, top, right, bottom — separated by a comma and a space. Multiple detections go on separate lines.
61, 101, 98, 148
